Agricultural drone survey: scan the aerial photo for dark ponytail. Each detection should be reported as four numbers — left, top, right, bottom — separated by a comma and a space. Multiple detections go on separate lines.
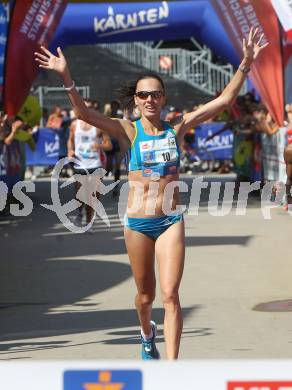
115, 80, 136, 111
116, 73, 165, 110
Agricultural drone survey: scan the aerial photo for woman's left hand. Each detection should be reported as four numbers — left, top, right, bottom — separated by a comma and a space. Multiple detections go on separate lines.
243, 27, 269, 64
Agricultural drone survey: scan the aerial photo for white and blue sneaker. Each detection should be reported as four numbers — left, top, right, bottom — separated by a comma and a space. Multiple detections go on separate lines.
141, 320, 160, 360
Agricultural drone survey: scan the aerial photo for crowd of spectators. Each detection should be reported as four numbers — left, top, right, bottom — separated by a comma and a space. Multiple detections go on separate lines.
1, 91, 292, 218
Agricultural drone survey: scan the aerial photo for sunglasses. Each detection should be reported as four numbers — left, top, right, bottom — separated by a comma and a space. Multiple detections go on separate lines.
135, 90, 164, 100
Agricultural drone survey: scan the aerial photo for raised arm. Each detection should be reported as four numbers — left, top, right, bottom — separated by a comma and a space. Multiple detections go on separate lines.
34, 46, 134, 148
174, 27, 268, 139
257, 112, 279, 135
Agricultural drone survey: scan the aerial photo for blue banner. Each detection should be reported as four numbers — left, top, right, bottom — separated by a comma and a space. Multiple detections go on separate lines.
26, 125, 234, 166
52, 2, 239, 64
26, 128, 59, 166
53, 2, 203, 45
0, 4, 7, 98
194, 122, 233, 160
64, 370, 142, 390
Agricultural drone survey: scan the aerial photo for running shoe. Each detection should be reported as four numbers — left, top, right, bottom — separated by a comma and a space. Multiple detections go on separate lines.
141, 320, 160, 360
85, 225, 94, 235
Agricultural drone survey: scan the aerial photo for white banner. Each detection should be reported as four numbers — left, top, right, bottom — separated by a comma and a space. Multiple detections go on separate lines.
1, 361, 292, 389
261, 127, 287, 183
271, 0, 292, 32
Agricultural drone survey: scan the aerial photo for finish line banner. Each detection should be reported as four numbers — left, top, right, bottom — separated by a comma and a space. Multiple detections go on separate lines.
26, 128, 59, 166
194, 122, 233, 160
52, 1, 207, 47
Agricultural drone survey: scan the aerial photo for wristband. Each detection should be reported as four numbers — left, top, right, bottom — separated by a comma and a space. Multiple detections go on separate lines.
63, 80, 75, 91
239, 65, 251, 74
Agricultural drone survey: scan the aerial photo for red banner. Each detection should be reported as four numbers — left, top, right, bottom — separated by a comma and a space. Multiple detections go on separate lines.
211, 0, 284, 126
3, 0, 68, 117
228, 382, 292, 390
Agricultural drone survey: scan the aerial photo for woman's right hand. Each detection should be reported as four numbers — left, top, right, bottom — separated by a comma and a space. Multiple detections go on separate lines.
34, 46, 67, 75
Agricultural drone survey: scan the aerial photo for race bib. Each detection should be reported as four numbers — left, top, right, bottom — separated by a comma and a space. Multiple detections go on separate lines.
77, 145, 98, 160
139, 136, 179, 176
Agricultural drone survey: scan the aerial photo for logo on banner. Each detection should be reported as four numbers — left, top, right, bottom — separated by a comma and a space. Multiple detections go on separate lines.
0, 33, 6, 45
94, 1, 169, 37
0, 149, 7, 176
45, 134, 59, 157
0, 14, 6, 25
64, 370, 142, 389
228, 382, 292, 390
197, 130, 233, 151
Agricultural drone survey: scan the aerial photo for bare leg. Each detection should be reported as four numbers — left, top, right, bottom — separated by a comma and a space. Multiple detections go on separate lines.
155, 220, 185, 359
124, 227, 156, 336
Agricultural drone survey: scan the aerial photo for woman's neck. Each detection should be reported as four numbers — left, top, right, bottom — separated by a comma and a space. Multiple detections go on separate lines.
140, 116, 163, 135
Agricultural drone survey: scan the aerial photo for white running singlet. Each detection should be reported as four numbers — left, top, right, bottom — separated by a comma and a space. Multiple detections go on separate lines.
74, 120, 102, 170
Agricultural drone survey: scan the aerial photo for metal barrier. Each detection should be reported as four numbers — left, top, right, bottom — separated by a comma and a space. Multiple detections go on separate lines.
31, 85, 90, 126
100, 41, 247, 96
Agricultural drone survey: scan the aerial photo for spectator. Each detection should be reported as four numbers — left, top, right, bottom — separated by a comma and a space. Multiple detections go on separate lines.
67, 100, 112, 228
104, 100, 123, 196
92, 100, 100, 111
46, 105, 63, 129
250, 104, 279, 135
1, 115, 23, 146
284, 104, 292, 210
165, 106, 181, 122
103, 103, 111, 117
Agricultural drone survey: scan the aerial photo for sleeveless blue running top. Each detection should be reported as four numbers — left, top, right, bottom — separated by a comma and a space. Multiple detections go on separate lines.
127, 119, 180, 177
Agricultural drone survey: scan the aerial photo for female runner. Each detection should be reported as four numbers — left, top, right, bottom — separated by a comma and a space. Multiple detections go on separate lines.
35, 27, 267, 359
